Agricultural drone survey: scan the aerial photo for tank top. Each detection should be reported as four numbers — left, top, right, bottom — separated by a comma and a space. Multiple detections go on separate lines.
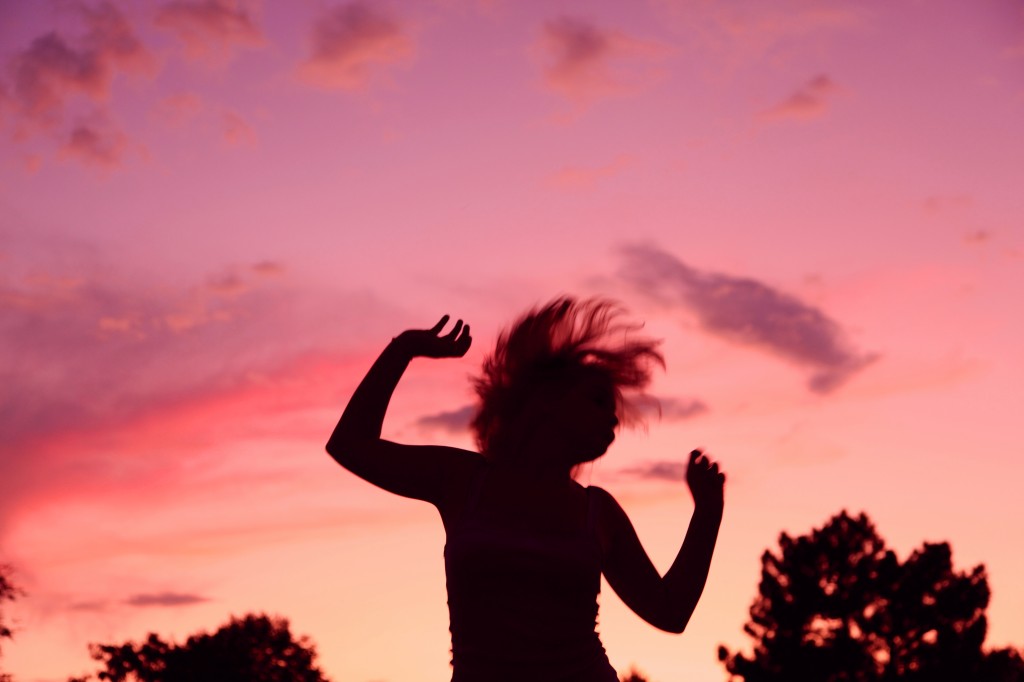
443, 469, 618, 682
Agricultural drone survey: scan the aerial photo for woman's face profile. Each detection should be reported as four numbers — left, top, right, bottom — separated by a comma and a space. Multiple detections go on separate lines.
548, 370, 619, 464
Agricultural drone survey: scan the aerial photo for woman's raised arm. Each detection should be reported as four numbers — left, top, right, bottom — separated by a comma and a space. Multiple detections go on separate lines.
596, 450, 725, 633
326, 316, 477, 505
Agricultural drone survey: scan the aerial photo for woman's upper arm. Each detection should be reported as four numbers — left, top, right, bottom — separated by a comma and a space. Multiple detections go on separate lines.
592, 486, 679, 632
326, 439, 481, 507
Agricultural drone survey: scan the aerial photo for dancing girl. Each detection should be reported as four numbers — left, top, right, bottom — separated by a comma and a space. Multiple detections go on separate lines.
327, 297, 725, 681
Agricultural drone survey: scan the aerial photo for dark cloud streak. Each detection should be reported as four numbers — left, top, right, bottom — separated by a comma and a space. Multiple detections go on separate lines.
619, 244, 876, 393
414, 404, 475, 434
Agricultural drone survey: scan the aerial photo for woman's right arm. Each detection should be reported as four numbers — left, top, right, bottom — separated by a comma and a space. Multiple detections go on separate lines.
326, 316, 478, 505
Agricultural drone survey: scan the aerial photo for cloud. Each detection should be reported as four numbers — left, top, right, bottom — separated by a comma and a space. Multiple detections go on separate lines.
155, 91, 205, 127
155, 0, 265, 61
963, 230, 991, 245
923, 193, 973, 214
546, 154, 633, 190
760, 74, 839, 122
60, 114, 132, 167
538, 16, 668, 106
0, 230, 402, 535
636, 395, 709, 421
124, 591, 210, 607
297, 2, 413, 91
3, 2, 153, 131
619, 244, 877, 393
222, 108, 256, 146
414, 404, 476, 434
621, 460, 687, 482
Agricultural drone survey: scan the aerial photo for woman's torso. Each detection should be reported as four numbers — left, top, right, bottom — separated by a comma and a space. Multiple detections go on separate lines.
443, 465, 618, 682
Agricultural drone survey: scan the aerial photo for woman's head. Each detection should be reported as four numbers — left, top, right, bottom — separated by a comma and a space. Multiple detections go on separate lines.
471, 297, 664, 462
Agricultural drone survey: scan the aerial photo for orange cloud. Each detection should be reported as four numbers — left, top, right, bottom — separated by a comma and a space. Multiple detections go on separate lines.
297, 2, 413, 91
155, 0, 265, 62
538, 16, 668, 106
760, 74, 840, 122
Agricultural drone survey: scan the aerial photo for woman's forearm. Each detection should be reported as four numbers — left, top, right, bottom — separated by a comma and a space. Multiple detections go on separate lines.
661, 501, 724, 632
327, 338, 413, 450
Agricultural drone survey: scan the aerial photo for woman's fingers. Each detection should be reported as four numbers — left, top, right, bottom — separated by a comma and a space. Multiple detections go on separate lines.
440, 319, 462, 340
429, 315, 450, 334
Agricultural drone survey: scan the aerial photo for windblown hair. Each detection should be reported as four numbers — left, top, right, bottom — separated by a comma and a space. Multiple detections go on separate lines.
471, 297, 664, 455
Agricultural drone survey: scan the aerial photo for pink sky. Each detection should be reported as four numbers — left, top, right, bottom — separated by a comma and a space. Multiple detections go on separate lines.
1, 1, 1022, 680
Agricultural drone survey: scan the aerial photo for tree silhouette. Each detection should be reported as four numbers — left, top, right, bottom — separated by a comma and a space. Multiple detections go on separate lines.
719, 511, 1024, 681
71, 613, 330, 682
620, 668, 651, 682
1, 564, 23, 682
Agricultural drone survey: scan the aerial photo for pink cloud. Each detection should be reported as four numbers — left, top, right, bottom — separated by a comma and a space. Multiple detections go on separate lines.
538, 16, 668, 106
60, 114, 132, 167
4, 2, 154, 131
155, 91, 206, 127
222, 109, 256, 146
760, 74, 840, 122
923, 193, 974, 214
155, 0, 265, 61
0, 236, 405, 538
297, 2, 414, 91
547, 154, 633, 190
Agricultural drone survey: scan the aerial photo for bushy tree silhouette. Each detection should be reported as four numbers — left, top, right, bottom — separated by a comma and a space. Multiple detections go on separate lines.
719, 511, 1024, 681
620, 668, 650, 681
71, 613, 329, 682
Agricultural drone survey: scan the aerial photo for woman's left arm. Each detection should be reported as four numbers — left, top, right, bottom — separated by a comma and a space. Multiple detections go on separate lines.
597, 450, 724, 634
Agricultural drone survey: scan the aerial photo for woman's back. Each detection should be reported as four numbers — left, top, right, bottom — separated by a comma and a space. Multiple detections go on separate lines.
443, 466, 618, 682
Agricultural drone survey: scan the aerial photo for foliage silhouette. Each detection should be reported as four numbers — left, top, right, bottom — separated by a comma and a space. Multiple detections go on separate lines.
718, 510, 1024, 681
70, 613, 329, 682
1, 564, 23, 682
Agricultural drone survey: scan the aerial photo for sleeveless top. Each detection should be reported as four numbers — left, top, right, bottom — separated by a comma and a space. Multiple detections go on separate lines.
443, 469, 618, 682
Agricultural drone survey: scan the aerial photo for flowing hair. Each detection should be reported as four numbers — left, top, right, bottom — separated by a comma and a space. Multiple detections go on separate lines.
471, 296, 664, 455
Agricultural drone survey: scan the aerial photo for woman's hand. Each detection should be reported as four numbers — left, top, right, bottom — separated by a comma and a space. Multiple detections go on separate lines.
393, 315, 472, 359
686, 449, 725, 509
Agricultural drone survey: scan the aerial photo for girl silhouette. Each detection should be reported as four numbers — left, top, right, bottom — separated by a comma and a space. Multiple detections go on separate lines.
327, 297, 725, 682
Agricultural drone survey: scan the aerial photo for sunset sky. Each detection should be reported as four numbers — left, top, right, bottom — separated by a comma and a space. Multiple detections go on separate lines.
1, 0, 1022, 680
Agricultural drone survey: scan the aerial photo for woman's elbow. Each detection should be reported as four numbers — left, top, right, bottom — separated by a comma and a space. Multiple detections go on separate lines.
325, 439, 355, 466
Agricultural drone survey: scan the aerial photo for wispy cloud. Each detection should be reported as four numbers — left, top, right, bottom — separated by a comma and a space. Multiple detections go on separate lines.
619, 244, 877, 393
155, 0, 265, 61
546, 154, 633, 191
60, 113, 133, 167
154, 91, 206, 127
538, 16, 668, 107
636, 395, 709, 421
923, 193, 973, 214
222, 108, 256, 146
3, 2, 153, 131
297, 2, 413, 91
621, 460, 687, 482
125, 591, 210, 607
414, 404, 475, 434
760, 74, 839, 122
0, 231, 405, 535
